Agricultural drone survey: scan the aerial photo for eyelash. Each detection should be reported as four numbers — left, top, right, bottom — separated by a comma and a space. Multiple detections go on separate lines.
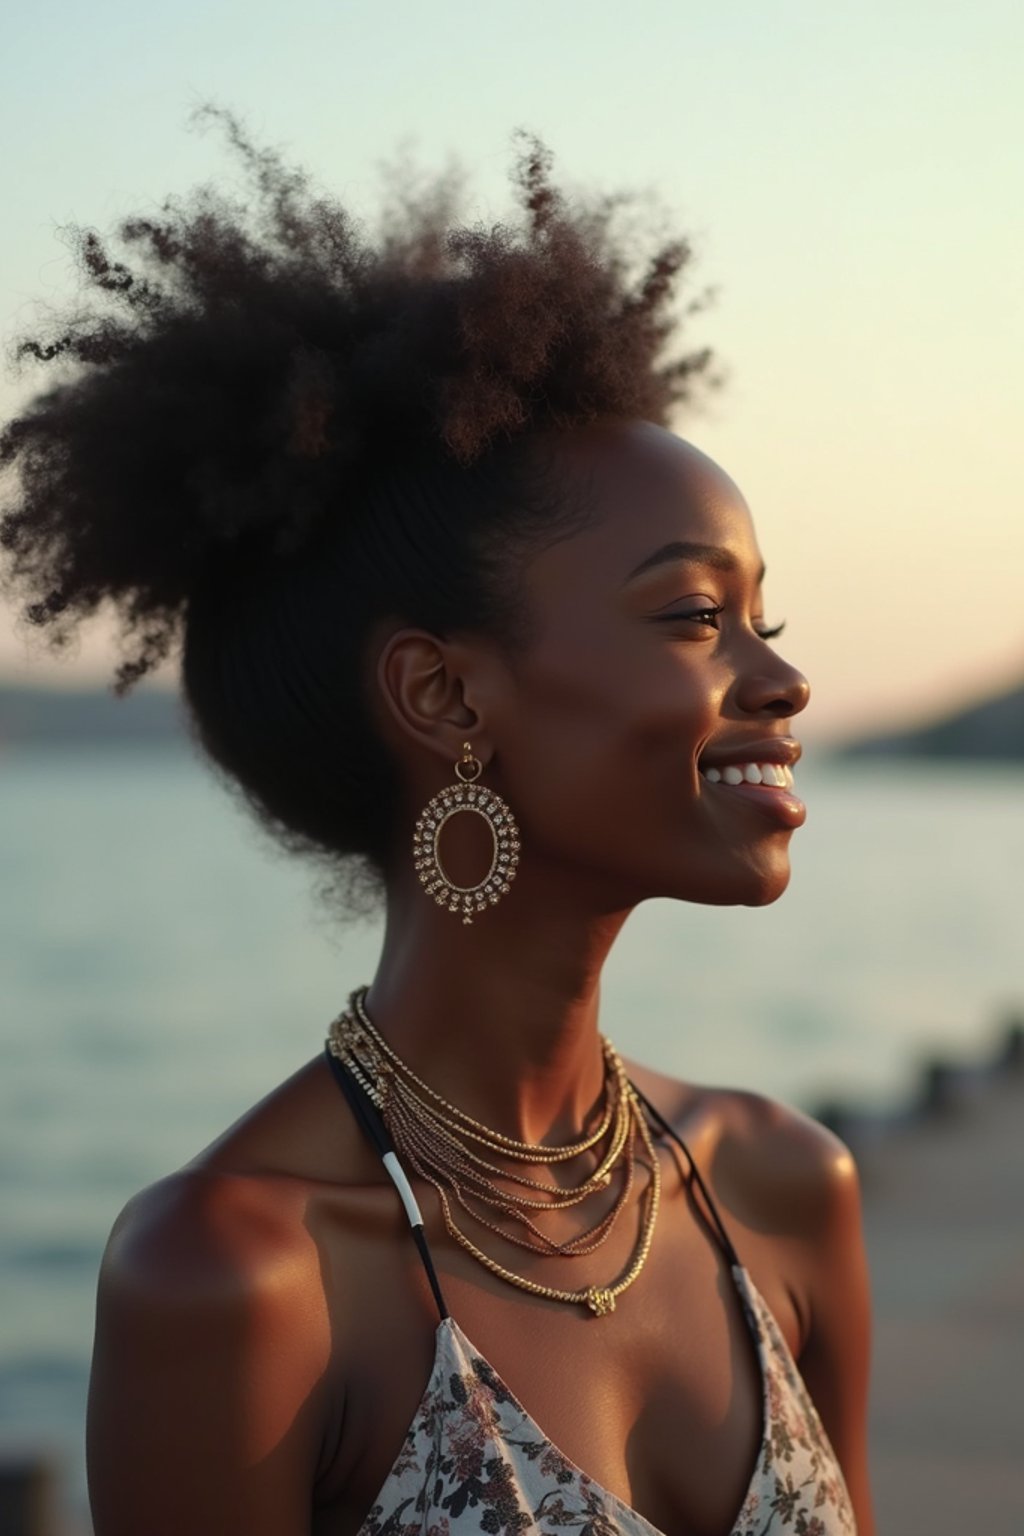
655, 604, 787, 641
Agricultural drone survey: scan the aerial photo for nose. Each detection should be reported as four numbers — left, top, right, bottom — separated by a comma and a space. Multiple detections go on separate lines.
734, 647, 811, 720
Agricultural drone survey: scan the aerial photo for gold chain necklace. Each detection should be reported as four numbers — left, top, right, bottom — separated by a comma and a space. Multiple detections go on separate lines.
325, 984, 661, 1317
343, 986, 618, 1161
386, 1085, 639, 1257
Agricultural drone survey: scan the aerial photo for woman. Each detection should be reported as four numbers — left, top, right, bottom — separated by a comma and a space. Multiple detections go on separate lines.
1, 109, 874, 1535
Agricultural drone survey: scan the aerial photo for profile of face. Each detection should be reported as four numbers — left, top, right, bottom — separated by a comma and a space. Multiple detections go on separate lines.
468, 420, 811, 914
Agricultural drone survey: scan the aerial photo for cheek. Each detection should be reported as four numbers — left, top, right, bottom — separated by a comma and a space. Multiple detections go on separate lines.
492, 644, 794, 910
497, 640, 722, 853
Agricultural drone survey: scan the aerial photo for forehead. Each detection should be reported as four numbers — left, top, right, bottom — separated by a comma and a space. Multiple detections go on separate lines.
530, 420, 762, 595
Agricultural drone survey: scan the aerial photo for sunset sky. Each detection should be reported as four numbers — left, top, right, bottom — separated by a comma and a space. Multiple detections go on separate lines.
1, 0, 1020, 743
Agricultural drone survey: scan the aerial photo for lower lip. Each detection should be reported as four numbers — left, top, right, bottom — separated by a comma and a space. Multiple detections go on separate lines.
701, 775, 807, 828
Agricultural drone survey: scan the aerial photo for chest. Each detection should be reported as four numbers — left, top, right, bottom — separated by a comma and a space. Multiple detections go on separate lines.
316, 1199, 781, 1536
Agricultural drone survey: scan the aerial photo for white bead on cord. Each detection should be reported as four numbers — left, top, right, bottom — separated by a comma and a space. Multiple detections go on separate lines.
382, 1149, 426, 1229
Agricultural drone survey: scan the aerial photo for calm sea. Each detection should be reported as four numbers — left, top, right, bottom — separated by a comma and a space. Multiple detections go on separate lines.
1, 744, 1021, 1524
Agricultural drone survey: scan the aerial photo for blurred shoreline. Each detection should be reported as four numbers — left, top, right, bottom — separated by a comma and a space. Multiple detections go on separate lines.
3, 668, 1024, 759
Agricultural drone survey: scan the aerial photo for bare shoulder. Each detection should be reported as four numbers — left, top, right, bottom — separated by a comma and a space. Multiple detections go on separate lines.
94, 1164, 333, 1442
626, 1057, 861, 1247
710, 1084, 861, 1246
89, 1168, 333, 1535
97, 1049, 376, 1316
93, 1049, 380, 1407
100, 1163, 325, 1313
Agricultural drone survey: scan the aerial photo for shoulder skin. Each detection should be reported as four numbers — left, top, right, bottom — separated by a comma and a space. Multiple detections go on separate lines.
87, 1168, 335, 1536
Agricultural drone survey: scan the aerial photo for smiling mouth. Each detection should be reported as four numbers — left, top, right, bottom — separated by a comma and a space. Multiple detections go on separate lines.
698, 761, 806, 828
699, 762, 795, 789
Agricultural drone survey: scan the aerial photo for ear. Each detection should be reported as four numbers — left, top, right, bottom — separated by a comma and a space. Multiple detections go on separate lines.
375, 627, 489, 765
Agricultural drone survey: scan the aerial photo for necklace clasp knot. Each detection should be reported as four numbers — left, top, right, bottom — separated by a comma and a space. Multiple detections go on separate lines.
585, 1286, 616, 1317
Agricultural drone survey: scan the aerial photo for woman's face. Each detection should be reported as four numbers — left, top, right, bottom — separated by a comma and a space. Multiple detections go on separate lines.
488, 419, 811, 910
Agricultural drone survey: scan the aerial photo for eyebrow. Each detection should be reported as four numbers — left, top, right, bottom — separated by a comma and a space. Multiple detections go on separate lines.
623, 540, 766, 586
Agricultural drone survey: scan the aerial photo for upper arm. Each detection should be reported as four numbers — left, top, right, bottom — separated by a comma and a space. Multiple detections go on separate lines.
87, 1173, 332, 1536
789, 1124, 876, 1536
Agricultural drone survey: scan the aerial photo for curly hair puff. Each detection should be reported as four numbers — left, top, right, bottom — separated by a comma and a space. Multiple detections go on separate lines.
0, 105, 718, 916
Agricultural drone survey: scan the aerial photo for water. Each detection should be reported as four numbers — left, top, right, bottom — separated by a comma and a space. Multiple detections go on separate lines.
1, 745, 1021, 1524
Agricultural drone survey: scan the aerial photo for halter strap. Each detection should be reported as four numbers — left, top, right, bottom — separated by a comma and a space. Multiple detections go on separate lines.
323, 1046, 450, 1322
629, 1080, 742, 1268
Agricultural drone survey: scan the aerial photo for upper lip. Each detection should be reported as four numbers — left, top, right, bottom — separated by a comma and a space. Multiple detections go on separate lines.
698, 736, 802, 770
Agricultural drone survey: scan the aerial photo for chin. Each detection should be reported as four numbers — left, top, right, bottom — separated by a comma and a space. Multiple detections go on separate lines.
670, 854, 794, 908
740, 878, 790, 907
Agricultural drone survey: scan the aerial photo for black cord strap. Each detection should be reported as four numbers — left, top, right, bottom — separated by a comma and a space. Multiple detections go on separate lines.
324, 1045, 450, 1322
629, 1079, 742, 1269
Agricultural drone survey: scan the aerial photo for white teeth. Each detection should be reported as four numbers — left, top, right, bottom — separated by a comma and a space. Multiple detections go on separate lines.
701, 761, 795, 788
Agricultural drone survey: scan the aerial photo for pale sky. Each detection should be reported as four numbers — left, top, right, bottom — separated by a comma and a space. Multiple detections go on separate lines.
1, 0, 1021, 743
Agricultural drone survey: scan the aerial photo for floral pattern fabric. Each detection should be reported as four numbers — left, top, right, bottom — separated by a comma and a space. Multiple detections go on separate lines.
356, 1265, 855, 1536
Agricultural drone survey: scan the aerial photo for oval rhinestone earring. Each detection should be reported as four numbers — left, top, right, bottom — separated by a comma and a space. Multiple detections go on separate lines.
413, 742, 521, 924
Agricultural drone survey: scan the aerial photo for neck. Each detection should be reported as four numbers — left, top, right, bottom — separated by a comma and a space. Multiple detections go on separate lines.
362, 876, 634, 1147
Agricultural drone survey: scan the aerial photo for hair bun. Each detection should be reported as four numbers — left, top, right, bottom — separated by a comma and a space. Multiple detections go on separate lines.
1, 104, 716, 695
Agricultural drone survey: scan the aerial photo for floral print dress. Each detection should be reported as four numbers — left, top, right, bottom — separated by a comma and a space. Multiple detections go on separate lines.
353, 1263, 856, 1536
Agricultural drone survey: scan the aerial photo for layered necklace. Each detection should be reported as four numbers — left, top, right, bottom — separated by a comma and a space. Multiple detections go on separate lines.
326, 984, 661, 1317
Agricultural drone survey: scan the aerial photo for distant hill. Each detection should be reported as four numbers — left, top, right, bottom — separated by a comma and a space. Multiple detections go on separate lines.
829, 674, 1024, 762
0, 683, 190, 749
